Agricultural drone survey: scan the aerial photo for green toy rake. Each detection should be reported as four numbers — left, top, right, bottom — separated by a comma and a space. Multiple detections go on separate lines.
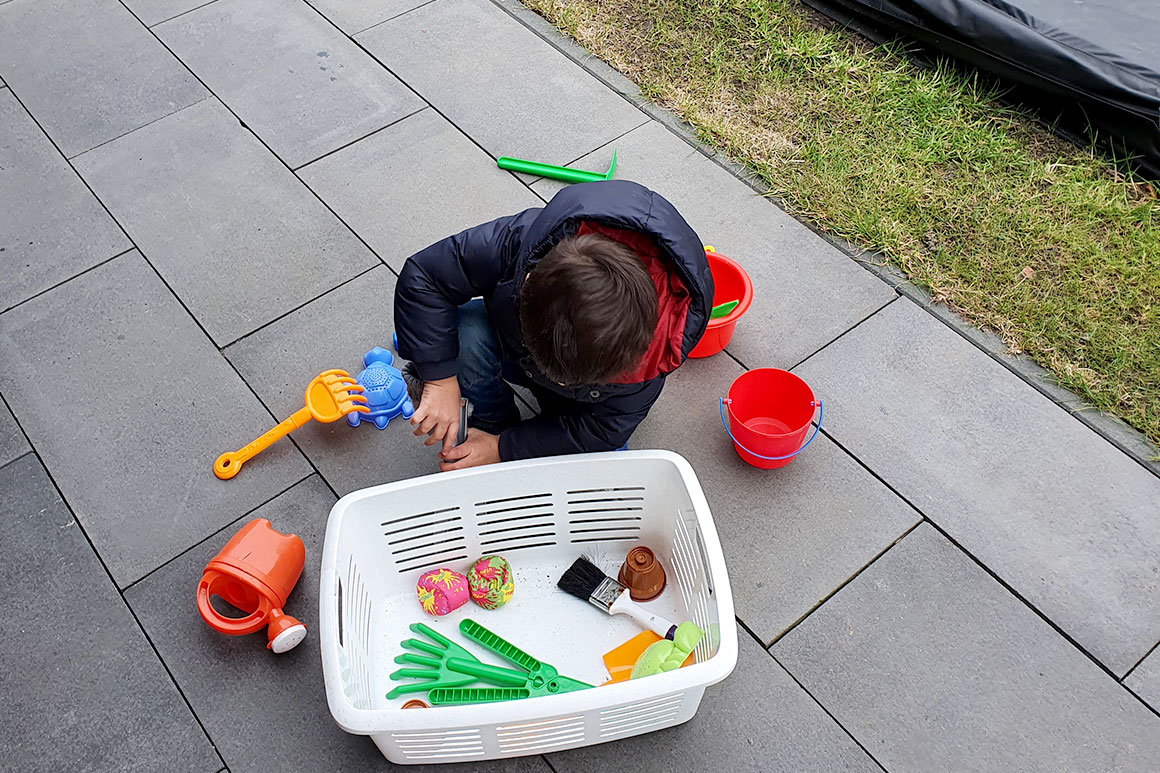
387, 619, 593, 705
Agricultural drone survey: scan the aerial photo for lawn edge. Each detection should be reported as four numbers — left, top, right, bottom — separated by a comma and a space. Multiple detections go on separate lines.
491, 0, 1160, 478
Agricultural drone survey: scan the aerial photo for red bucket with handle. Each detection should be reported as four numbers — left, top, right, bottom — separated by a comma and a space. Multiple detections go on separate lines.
719, 369, 822, 469
689, 248, 753, 358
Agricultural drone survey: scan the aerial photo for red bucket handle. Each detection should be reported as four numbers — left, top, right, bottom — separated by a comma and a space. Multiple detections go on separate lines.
718, 397, 823, 461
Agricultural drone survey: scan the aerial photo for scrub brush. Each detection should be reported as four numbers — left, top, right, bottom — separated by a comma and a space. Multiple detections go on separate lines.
557, 556, 676, 639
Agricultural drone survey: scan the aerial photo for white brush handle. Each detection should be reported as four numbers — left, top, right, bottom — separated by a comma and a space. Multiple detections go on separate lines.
610, 592, 676, 638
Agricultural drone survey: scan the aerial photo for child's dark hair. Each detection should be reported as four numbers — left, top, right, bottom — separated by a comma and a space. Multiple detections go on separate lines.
520, 233, 658, 387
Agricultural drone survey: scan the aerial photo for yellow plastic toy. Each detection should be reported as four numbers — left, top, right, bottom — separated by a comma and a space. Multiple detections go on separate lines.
214, 369, 368, 480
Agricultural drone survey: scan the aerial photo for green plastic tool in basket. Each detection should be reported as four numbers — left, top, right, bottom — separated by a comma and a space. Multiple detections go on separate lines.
387, 619, 594, 705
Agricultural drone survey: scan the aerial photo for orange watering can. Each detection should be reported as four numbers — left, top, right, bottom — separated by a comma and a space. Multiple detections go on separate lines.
197, 518, 307, 653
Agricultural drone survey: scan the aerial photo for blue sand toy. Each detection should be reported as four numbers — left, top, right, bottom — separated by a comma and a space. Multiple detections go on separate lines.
347, 347, 415, 430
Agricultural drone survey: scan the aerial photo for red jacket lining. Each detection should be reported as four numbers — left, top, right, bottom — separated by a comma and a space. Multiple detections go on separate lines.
575, 221, 691, 383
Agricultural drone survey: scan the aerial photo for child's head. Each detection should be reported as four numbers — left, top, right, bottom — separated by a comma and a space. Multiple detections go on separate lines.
520, 233, 658, 387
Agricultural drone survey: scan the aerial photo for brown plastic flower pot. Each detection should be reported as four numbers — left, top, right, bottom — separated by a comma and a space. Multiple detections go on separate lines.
618, 546, 667, 602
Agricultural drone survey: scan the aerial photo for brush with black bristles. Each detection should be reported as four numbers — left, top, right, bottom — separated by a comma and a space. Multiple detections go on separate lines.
557, 556, 677, 640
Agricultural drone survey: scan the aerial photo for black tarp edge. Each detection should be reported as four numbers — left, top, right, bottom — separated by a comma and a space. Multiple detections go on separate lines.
812, 0, 1160, 176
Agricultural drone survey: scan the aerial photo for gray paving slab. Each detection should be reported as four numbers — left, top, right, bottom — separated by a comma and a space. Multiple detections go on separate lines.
0, 253, 311, 586
773, 523, 1160, 772
298, 108, 544, 271
794, 298, 1160, 675
0, 0, 205, 157
358, 0, 646, 165
1127, 648, 1160, 713
306, 0, 429, 34
126, 474, 551, 773
490, 0, 646, 108
123, 0, 215, 27
122, 476, 376, 771
74, 98, 379, 346
633, 354, 921, 643
156, 0, 425, 168
893, 287, 1160, 477
225, 266, 445, 494
0, 398, 30, 470
0, 89, 130, 312
549, 631, 877, 772
531, 122, 896, 367
0, 455, 220, 773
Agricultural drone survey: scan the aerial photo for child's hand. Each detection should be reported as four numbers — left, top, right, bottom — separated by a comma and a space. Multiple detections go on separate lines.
410, 376, 462, 453
438, 429, 500, 471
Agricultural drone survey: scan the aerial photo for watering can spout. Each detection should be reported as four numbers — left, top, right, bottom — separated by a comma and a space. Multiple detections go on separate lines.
267, 608, 307, 653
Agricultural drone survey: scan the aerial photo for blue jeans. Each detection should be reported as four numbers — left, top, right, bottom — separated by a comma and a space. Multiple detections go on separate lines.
457, 299, 522, 434
457, 299, 628, 450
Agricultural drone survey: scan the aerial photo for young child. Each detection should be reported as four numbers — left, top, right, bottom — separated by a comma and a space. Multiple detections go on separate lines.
394, 180, 713, 470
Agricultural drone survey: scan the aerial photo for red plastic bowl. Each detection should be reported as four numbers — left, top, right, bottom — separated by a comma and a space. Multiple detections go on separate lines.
689, 250, 753, 358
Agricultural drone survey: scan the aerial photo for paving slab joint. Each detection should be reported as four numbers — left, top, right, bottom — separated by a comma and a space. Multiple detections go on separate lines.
489, 0, 1160, 479
0, 450, 34, 473
736, 617, 890, 772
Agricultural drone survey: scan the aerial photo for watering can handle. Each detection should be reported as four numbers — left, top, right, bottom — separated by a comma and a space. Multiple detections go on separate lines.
197, 570, 273, 636
718, 398, 823, 461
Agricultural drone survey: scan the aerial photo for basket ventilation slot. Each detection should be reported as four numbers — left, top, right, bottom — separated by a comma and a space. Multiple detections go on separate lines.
599, 694, 684, 738
671, 513, 714, 663
497, 715, 586, 753
567, 488, 645, 544
391, 729, 485, 760
474, 492, 557, 552
382, 506, 468, 574
566, 486, 645, 495
341, 557, 374, 709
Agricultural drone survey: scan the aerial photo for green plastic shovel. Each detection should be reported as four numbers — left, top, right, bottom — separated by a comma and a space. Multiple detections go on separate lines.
710, 300, 739, 319
497, 149, 617, 184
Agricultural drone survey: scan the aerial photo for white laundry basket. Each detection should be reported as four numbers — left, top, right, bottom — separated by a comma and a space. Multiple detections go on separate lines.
319, 450, 737, 764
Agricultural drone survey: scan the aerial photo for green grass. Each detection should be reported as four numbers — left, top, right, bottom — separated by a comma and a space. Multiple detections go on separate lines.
525, 0, 1160, 447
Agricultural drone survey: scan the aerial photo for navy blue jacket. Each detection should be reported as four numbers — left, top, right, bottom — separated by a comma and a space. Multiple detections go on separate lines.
394, 180, 712, 460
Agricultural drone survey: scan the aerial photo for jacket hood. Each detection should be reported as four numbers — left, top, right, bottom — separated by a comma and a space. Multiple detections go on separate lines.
512, 180, 712, 379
